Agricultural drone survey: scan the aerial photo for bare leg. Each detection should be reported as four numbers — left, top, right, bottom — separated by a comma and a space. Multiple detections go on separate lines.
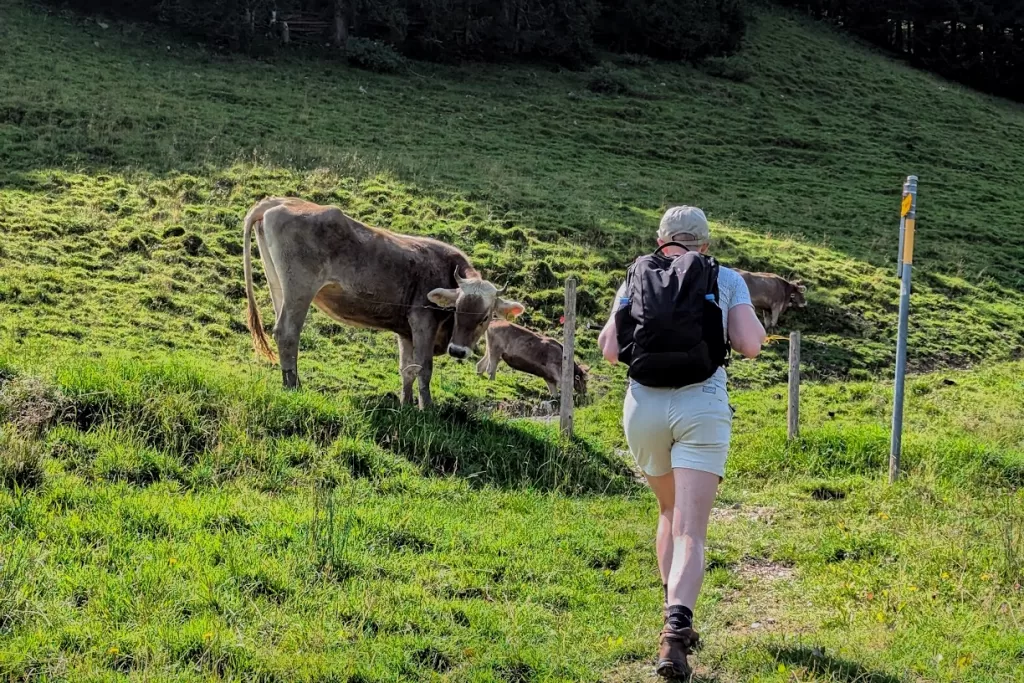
645, 472, 676, 596
666, 468, 720, 610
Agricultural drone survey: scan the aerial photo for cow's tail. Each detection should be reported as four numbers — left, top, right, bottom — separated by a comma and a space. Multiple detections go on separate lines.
243, 200, 278, 363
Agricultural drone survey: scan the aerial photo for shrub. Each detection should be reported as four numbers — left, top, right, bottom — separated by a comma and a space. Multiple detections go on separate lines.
617, 52, 654, 68
0, 376, 65, 436
700, 56, 753, 83
344, 37, 405, 73
586, 63, 631, 95
596, 0, 747, 62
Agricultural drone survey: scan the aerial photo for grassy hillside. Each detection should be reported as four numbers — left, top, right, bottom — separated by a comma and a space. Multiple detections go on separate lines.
1, 0, 1023, 681
3, 1, 1024, 386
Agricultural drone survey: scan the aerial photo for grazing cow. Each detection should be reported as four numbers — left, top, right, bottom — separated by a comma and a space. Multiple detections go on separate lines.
242, 197, 524, 409
476, 320, 589, 398
735, 269, 807, 330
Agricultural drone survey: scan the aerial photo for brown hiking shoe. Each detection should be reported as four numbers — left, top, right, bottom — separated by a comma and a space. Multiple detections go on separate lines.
655, 626, 699, 680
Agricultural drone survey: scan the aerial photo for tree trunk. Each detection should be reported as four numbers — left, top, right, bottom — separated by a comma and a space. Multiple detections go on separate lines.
334, 0, 348, 46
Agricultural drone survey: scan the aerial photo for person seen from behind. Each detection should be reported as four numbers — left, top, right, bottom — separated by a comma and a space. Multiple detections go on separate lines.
598, 206, 765, 679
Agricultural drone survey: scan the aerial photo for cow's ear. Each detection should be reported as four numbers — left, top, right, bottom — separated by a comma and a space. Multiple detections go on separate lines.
495, 299, 525, 319
428, 287, 459, 309
797, 284, 807, 293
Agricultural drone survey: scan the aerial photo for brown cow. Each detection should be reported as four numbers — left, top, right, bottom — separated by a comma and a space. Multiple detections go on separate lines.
242, 197, 524, 409
476, 320, 589, 397
735, 269, 807, 330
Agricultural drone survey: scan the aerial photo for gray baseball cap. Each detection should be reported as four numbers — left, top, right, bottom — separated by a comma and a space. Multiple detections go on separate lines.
657, 205, 710, 247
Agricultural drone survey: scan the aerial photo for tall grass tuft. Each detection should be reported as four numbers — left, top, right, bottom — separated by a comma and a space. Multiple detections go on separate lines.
0, 428, 46, 490
999, 493, 1024, 586
310, 482, 359, 580
0, 540, 30, 634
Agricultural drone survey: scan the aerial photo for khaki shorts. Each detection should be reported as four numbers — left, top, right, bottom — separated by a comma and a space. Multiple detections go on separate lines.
623, 380, 733, 479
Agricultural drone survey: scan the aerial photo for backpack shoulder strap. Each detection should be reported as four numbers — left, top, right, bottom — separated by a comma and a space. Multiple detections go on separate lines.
706, 256, 721, 302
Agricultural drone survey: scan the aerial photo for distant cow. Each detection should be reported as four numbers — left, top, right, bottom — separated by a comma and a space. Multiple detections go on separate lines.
736, 269, 807, 330
477, 320, 589, 398
242, 197, 524, 409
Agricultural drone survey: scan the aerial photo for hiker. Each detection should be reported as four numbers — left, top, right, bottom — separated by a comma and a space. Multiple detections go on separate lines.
598, 206, 765, 679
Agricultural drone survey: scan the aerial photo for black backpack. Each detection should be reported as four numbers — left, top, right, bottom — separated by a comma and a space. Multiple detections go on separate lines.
614, 243, 729, 388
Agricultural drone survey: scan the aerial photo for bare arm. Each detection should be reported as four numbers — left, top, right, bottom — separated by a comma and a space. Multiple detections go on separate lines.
599, 283, 626, 364
728, 303, 765, 358
598, 315, 619, 364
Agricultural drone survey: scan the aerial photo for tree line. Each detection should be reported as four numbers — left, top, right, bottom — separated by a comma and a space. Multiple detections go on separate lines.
777, 0, 1024, 101
54, 0, 747, 65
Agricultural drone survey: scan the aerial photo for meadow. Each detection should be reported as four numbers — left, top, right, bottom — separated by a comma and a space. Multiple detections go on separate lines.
1, 1, 1023, 680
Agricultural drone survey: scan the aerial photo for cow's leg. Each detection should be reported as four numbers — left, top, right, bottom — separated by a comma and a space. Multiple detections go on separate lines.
397, 335, 416, 406
482, 341, 501, 381
545, 379, 559, 396
274, 285, 316, 390
770, 305, 782, 329
255, 227, 284, 320
409, 312, 439, 410
475, 335, 490, 376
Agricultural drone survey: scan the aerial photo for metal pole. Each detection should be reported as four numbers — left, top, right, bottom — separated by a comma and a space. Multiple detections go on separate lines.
788, 331, 800, 441
890, 175, 918, 483
559, 278, 577, 438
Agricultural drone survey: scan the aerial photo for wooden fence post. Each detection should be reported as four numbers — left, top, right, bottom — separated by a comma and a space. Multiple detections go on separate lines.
559, 278, 577, 438
788, 331, 800, 440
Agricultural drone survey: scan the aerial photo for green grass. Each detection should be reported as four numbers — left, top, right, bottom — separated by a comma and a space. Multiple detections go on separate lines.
1, 350, 1022, 682
1, 0, 1024, 680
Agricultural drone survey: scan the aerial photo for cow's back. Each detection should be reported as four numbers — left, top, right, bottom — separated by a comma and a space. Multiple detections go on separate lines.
738, 270, 788, 310
265, 201, 466, 279
260, 199, 471, 336
492, 322, 562, 378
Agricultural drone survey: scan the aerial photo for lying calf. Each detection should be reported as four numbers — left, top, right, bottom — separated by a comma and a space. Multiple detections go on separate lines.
477, 321, 588, 397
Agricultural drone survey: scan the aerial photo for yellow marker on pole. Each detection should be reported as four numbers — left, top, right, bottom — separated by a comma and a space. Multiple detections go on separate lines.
901, 193, 913, 217
902, 218, 916, 264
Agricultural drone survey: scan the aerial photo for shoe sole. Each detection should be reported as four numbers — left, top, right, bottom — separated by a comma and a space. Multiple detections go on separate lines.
655, 659, 692, 680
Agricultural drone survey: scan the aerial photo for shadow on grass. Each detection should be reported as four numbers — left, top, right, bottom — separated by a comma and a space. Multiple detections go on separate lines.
773, 646, 902, 683
357, 393, 639, 495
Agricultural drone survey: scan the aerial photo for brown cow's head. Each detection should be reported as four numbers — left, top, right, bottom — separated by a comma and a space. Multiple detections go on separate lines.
788, 280, 807, 309
428, 272, 525, 360
574, 363, 590, 396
